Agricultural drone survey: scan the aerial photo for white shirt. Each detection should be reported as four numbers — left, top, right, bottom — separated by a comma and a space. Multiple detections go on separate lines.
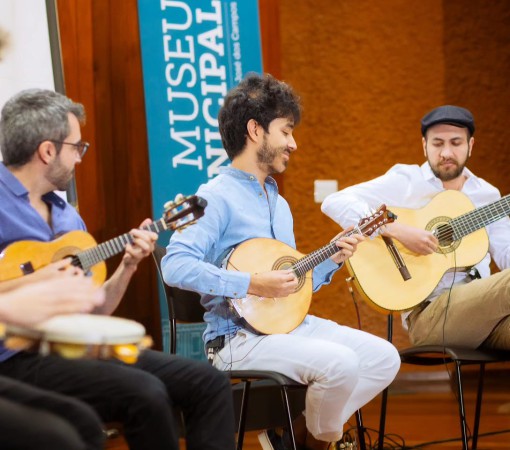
321, 162, 510, 322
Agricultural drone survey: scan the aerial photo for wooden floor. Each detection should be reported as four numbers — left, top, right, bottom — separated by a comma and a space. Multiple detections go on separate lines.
105, 365, 510, 449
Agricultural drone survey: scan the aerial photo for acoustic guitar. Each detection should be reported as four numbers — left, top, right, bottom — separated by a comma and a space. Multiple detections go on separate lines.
226, 205, 395, 335
346, 189, 510, 312
0, 195, 207, 285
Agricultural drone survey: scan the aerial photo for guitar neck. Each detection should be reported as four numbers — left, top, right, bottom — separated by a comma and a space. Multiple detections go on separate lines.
452, 194, 510, 239
76, 218, 167, 271
293, 228, 358, 277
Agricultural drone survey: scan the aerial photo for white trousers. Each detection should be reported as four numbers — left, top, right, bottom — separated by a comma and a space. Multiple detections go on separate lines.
212, 315, 400, 441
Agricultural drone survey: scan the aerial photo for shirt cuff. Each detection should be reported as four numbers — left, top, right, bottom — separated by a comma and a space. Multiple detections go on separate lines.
216, 270, 252, 298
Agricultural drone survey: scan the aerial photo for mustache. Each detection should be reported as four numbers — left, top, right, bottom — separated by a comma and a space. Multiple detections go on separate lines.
439, 159, 458, 165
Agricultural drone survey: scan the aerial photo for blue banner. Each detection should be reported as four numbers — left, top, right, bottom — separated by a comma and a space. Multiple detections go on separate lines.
137, 0, 263, 353
138, 0, 263, 221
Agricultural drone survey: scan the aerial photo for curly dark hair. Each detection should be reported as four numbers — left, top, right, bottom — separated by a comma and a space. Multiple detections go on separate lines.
218, 73, 301, 160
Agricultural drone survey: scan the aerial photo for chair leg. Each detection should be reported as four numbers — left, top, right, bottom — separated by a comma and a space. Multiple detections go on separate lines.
236, 380, 251, 450
377, 386, 389, 450
377, 313, 393, 450
454, 361, 470, 450
471, 363, 486, 450
281, 386, 298, 450
170, 317, 177, 354
355, 409, 367, 450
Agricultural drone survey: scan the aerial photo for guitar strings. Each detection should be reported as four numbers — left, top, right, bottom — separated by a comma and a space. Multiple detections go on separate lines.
434, 196, 510, 243
293, 222, 372, 275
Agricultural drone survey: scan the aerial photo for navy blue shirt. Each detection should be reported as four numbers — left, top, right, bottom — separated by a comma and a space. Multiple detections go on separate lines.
0, 163, 86, 361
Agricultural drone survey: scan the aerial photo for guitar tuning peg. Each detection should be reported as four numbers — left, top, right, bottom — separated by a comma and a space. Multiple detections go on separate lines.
171, 220, 197, 233
174, 193, 184, 203
163, 200, 175, 210
357, 210, 369, 223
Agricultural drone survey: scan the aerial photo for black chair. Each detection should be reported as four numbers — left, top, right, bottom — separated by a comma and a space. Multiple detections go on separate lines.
153, 245, 366, 450
377, 313, 510, 450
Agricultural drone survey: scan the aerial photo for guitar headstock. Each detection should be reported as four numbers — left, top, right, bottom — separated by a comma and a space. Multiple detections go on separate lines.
358, 205, 396, 237
163, 195, 207, 231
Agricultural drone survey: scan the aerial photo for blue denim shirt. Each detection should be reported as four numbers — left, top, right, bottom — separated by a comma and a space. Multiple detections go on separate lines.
162, 167, 339, 343
0, 163, 86, 361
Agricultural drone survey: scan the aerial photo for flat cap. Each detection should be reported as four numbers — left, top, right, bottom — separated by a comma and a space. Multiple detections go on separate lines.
421, 105, 475, 136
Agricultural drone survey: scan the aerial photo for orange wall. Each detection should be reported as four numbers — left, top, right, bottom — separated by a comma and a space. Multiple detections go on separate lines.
279, 0, 510, 348
58, 0, 510, 351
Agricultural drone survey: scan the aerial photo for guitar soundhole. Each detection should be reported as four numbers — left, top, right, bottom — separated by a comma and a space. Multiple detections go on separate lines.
70, 255, 83, 269
273, 256, 306, 291
426, 217, 460, 253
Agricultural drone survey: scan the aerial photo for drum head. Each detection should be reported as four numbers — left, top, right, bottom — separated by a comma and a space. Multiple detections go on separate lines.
32, 314, 146, 345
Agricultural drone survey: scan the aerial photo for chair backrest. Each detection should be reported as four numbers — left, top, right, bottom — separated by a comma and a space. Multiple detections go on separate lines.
153, 245, 205, 321
167, 285, 205, 323
153, 245, 208, 355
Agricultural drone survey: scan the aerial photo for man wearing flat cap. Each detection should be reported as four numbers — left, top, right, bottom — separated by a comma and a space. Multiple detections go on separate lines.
321, 105, 510, 350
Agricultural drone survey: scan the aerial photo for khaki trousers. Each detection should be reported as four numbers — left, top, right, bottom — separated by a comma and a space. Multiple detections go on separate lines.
408, 268, 510, 349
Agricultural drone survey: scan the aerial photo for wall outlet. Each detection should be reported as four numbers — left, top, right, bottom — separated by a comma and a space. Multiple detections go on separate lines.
314, 179, 338, 203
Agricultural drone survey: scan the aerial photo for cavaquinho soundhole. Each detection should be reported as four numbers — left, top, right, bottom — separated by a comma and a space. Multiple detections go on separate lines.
273, 256, 306, 291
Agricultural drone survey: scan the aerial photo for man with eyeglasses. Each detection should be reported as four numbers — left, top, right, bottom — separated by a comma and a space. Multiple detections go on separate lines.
0, 89, 236, 450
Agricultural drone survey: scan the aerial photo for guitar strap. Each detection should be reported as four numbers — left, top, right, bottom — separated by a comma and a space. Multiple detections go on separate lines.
213, 246, 259, 334
216, 245, 267, 336
218, 247, 235, 270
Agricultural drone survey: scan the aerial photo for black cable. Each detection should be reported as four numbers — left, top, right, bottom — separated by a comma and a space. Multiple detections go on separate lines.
437, 251, 476, 440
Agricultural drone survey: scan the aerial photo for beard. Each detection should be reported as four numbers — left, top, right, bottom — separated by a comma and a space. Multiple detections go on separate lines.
430, 157, 468, 181
257, 137, 288, 174
427, 146, 470, 182
47, 157, 74, 191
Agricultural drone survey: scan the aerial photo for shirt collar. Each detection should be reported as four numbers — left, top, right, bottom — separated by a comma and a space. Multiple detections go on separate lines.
420, 161, 479, 188
0, 162, 27, 197
42, 192, 67, 209
0, 163, 67, 209
219, 166, 277, 186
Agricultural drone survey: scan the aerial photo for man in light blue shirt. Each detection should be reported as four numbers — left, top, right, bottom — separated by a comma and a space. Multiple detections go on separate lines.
163, 73, 400, 450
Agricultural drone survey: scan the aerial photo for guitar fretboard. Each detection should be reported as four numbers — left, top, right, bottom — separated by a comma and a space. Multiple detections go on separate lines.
451, 194, 510, 240
292, 210, 393, 277
73, 218, 168, 271
293, 229, 360, 277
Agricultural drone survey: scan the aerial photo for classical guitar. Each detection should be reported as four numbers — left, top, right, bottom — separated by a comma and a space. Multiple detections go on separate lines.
346, 189, 510, 313
0, 195, 207, 285
226, 205, 395, 335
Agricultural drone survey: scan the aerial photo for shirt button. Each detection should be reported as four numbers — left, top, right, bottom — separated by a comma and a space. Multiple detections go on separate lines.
249, 176, 255, 180
233, 292, 238, 296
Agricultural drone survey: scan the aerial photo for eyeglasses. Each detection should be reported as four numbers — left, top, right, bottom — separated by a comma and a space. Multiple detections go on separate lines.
50, 140, 90, 158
